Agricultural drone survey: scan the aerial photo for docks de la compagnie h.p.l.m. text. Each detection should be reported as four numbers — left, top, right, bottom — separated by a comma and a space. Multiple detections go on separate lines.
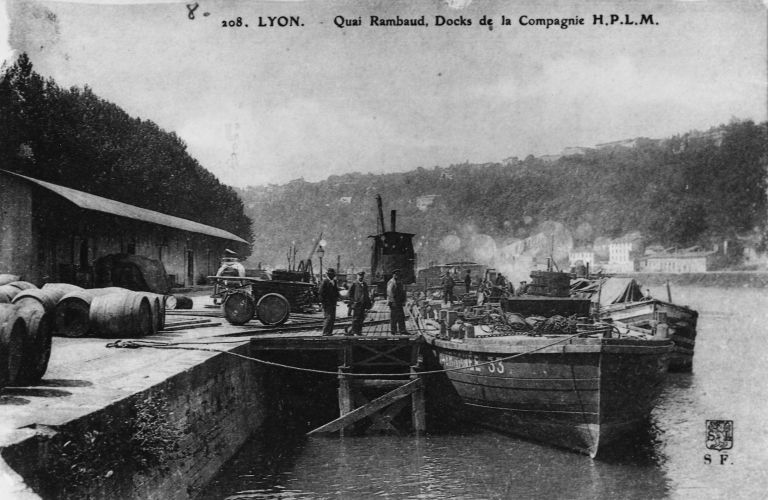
220, 13, 659, 30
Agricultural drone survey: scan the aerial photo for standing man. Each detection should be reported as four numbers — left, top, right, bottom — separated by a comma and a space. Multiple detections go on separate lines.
347, 271, 372, 336
495, 272, 506, 289
441, 273, 455, 304
464, 269, 472, 294
387, 269, 408, 335
318, 268, 339, 336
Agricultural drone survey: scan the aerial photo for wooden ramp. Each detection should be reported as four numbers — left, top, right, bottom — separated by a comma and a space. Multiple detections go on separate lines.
250, 335, 426, 436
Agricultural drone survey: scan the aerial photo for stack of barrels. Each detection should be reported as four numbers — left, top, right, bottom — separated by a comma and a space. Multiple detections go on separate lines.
0, 274, 169, 388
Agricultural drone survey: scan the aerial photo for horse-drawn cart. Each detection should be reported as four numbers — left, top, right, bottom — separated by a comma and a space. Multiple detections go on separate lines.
209, 276, 317, 326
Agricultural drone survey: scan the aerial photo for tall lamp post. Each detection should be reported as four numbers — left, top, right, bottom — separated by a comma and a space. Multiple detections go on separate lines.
317, 244, 325, 281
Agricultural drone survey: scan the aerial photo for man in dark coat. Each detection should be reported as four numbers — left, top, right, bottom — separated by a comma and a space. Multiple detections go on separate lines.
347, 271, 372, 336
387, 269, 407, 334
441, 273, 455, 304
464, 269, 472, 294
318, 268, 339, 336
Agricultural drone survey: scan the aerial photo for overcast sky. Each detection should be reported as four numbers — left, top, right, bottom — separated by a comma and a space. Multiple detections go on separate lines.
3, 0, 767, 187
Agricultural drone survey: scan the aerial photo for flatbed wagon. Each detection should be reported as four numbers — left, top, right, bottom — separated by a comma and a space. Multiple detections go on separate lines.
208, 275, 316, 326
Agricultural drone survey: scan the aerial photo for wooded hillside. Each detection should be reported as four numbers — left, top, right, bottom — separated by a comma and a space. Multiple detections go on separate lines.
240, 120, 767, 270
0, 54, 253, 249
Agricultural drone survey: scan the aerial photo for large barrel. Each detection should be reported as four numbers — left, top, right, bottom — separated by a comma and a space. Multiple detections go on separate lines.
0, 274, 20, 286
12, 288, 63, 313
169, 295, 193, 310
165, 295, 177, 310
0, 285, 21, 303
8, 281, 37, 291
14, 301, 53, 385
0, 304, 27, 387
40, 283, 84, 305
89, 292, 152, 338
139, 293, 163, 335
158, 294, 166, 330
55, 288, 127, 338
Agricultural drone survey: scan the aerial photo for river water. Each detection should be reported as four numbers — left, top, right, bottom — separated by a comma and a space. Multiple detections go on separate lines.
199, 286, 768, 499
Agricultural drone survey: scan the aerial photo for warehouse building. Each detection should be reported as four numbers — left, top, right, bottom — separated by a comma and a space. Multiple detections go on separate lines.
0, 170, 250, 287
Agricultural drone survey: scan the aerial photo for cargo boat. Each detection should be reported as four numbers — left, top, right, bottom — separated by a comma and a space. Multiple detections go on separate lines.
422, 326, 672, 457
601, 298, 697, 372
595, 278, 698, 372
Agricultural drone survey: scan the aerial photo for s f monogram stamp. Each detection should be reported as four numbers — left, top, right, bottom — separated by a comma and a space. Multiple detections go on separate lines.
704, 420, 733, 465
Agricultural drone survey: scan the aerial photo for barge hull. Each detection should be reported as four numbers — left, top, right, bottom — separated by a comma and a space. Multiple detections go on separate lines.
430, 337, 671, 457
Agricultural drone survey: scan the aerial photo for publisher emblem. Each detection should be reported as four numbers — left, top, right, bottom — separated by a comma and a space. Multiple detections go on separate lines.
705, 420, 733, 451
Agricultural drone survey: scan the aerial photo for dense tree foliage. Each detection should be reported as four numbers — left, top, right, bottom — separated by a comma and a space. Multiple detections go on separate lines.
0, 54, 253, 250
241, 121, 767, 269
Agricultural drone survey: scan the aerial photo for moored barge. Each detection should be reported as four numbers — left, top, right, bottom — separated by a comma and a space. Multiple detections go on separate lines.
596, 278, 698, 372
422, 321, 672, 457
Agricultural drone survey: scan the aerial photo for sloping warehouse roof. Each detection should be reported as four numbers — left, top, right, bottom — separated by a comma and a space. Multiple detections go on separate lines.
2, 170, 249, 244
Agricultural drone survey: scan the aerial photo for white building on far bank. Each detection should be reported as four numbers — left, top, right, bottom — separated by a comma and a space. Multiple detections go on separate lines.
604, 233, 643, 273
568, 249, 597, 269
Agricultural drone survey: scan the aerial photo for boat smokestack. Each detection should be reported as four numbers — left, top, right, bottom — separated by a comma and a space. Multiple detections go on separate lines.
391, 210, 397, 232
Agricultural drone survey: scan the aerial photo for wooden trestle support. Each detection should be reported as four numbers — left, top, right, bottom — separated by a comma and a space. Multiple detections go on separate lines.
308, 335, 426, 436
250, 335, 426, 436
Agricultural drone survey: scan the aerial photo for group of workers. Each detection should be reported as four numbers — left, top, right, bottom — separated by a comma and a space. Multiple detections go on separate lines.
318, 267, 408, 337
438, 270, 473, 304
440, 269, 521, 304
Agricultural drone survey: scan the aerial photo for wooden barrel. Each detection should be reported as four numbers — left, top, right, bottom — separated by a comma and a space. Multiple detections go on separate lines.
171, 295, 193, 310
14, 301, 53, 385
158, 294, 166, 330
223, 292, 256, 325
164, 295, 177, 310
139, 293, 163, 335
40, 283, 84, 305
256, 293, 290, 326
12, 288, 62, 313
89, 292, 152, 338
0, 285, 21, 303
0, 304, 27, 387
0, 274, 20, 286
143, 293, 167, 330
8, 281, 37, 291
55, 288, 126, 337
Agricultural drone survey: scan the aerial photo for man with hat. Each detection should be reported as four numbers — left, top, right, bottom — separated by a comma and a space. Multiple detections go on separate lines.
441, 272, 455, 305
347, 270, 372, 336
318, 268, 340, 336
387, 269, 407, 334
216, 248, 245, 278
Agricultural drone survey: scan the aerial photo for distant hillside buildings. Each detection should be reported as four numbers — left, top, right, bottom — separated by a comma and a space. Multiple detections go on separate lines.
416, 195, 438, 211
640, 249, 715, 273
531, 125, 728, 162
568, 234, 724, 274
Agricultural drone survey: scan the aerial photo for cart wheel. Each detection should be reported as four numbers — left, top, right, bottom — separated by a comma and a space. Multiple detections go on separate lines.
256, 293, 290, 326
223, 292, 256, 325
